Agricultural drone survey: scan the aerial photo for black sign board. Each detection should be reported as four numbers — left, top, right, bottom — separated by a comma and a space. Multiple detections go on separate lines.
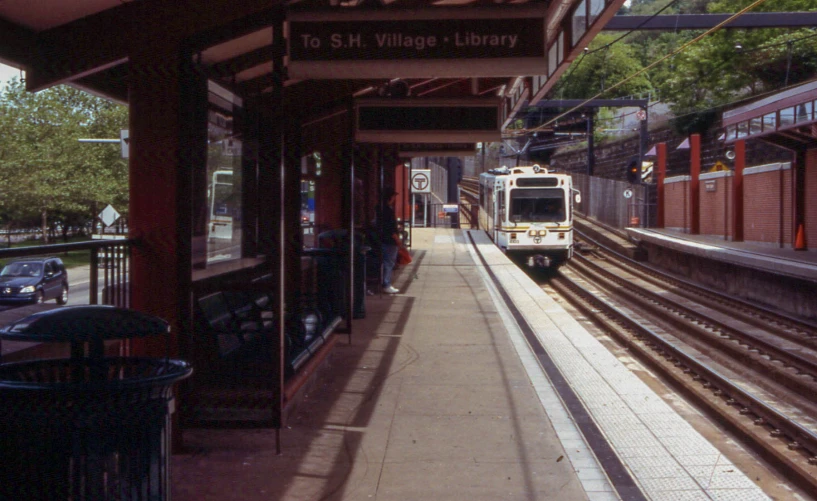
399, 143, 476, 157
290, 18, 543, 61
355, 99, 500, 143
288, 7, 546, 79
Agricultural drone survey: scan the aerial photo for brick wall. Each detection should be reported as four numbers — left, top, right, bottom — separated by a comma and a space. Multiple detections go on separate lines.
663, 176, 689, 231
698, 172, 732, 238
743, 163, 792, 245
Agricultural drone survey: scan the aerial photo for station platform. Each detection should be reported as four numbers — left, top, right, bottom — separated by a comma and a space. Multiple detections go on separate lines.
170, 227, 788, 501
626, 227, 817, 282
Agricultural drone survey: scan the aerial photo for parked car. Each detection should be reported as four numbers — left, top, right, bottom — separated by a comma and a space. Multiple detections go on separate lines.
0, 257, 69, 305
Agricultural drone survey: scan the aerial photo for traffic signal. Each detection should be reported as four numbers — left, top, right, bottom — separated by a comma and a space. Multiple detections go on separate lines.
626, 158, 640, 184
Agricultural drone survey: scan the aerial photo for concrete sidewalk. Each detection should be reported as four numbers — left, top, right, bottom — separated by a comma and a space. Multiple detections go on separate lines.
171, 228, 588, 500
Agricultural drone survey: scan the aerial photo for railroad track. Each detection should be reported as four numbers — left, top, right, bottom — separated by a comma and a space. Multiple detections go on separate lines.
545, 238, 817, 493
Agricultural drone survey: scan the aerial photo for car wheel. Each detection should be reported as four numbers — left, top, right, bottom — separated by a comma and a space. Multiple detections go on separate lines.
57, 285, 69, 305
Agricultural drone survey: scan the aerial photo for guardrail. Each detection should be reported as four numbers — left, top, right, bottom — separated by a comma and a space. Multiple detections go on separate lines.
0, 239, 135, 308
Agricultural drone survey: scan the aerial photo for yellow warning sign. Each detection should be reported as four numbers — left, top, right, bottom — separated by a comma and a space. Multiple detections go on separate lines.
709, 161, 729, 172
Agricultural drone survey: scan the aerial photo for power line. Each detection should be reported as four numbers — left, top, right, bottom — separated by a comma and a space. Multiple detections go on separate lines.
523, 0, 774, 136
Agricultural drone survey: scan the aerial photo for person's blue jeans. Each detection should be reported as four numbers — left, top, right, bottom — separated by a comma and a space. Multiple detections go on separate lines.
381, 243, 398, 286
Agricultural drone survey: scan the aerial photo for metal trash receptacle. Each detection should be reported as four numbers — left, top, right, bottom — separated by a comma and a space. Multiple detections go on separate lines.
0, 305, 193, 501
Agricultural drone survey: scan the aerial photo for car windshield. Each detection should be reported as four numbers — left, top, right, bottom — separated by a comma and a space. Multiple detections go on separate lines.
0, 262, 43, 278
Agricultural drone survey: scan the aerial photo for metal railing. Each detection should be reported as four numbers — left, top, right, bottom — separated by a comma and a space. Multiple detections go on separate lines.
0, 239, 134, 308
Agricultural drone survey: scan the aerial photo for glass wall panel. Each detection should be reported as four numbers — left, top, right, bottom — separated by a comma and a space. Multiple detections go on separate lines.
736, 120, 749, 138
725, 124, 737, 140
572, 0, 587, 47
589, 0, 604, 24
203, 81, 243, 266
796, 102, 813, 122
749, 117, 762, 135
548, 42, 558, 76
762, 112, 776, 131
779, 107, 795, 127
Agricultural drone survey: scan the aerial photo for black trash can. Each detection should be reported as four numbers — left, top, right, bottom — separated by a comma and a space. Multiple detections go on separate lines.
0, 306, 193, 501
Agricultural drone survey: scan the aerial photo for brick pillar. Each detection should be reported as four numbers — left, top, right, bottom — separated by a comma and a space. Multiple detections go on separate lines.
732, 140, 745, 242
128, 44, 192, 358
656, 143, 667, 229
689, 134, 701, 235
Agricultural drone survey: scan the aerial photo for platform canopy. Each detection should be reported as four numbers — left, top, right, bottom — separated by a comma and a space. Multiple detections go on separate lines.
0, 0, 625, 132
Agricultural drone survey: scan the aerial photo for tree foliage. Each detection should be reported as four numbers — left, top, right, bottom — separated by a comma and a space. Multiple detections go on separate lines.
550, 0, 817, 136
0, 79, 128, 242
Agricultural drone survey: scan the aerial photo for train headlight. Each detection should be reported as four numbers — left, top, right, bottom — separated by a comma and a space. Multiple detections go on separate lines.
528, 230, 536, 237
510, 233, 517, 239
538, 230, 547, 236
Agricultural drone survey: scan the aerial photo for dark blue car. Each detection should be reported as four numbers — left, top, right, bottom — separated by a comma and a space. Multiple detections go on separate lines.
0, 257, 69, 305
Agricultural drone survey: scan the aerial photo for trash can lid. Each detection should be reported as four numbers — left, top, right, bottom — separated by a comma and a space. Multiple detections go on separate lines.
0, 305, 169, 342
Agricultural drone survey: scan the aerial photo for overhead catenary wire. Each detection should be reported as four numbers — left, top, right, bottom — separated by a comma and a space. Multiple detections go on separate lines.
522, 0, 774, 136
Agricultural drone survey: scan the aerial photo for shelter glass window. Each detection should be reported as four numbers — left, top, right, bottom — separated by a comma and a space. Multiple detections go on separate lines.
749, 117, 762, 136
572, 0, 587, 47
548, 42, 558, 76
796, 102, 812, 123
589, 0, 604, 24
779, 107, 795, 128
736, 121, 749, 138
510, 188, 565, 223
725, 124, 737, 140
762, 112, 776, 131
201, 80, 243, 267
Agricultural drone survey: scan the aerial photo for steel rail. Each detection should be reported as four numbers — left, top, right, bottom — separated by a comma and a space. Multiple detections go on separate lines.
550, 272, 817, 492
575, 228, 817, 344
570, 254, 817, 399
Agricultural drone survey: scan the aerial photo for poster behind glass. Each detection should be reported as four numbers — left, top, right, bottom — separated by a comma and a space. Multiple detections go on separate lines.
201, 81, 243, 266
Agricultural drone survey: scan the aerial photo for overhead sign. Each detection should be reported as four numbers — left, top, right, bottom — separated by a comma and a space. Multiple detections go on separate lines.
411, 170, 431, 193
356, 98, 501, 143
399, 143, 476, 157
287, 7, 546, 79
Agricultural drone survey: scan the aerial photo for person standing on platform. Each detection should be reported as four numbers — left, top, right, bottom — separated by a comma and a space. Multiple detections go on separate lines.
378, 187, 400, 294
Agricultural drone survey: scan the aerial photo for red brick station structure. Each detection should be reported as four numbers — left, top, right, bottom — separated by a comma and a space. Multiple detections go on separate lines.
0, 0, 630, 438
657, 80, 817, 248
1, 0, 815, 452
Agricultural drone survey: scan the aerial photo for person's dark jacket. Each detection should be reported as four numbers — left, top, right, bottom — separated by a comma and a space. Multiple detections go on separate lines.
376, 202, 398, 245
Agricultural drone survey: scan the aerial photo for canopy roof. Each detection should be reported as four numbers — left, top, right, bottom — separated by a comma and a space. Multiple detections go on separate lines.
0, 0, 625, 131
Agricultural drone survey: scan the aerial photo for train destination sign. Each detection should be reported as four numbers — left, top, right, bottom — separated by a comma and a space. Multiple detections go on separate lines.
355, 98, 501, 143
288, 7, 546, 79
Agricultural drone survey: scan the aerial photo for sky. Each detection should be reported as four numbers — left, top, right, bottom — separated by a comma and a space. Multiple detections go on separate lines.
0, 62, 22, 89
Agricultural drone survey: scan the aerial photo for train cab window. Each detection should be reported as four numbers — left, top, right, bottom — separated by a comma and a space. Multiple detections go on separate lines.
510, 188, 565, 222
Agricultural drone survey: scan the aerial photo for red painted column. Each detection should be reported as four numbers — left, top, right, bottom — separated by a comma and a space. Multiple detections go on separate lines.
128, 45, 191, 359
689, 134, 701, 235
732, 140, 745, 242
656, 142, 667, 229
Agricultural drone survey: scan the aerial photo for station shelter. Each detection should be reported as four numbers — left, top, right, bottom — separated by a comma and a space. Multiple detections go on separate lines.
653, 80, 817, 250
0, 0, 625, 444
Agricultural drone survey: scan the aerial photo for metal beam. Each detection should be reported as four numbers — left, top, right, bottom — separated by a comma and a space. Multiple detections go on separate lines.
24, 0, 283, 92
604, 12, 817, 31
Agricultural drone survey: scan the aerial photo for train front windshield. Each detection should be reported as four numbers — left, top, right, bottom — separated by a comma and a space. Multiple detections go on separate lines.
510, 188, 565, 222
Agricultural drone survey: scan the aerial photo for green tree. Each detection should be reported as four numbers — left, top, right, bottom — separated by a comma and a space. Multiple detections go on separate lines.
552, 33, 654, 100
0, 79, 128, 243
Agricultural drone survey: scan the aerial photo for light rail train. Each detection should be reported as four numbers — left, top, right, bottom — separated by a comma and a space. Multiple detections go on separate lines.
478, 165, 579, 268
